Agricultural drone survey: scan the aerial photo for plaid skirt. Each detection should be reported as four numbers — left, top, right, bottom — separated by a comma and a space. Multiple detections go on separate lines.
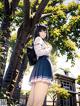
29, 55, 53, 84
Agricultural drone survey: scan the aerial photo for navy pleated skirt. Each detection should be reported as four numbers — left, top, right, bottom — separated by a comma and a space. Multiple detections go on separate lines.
29, 55, 53, 84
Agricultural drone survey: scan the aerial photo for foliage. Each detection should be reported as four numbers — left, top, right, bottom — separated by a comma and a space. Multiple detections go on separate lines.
48, 83, 70, 100
0, 1, 4, 22
21, 89, 30, 95
60, 67, 71, 73
9, 31, 17, 48
35, 2, 80, 64
77, 75, 80, 85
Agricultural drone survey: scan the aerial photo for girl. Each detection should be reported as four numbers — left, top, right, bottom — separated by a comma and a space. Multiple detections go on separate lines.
27, 24, 53, 106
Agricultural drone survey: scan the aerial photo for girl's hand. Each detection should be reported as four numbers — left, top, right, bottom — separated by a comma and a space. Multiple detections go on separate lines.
45, 42, 52, 51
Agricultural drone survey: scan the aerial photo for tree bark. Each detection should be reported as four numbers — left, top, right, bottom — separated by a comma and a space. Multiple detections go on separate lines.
12, 51, 28, 100
1, 0, 22, 88
0, 0, 11, 86
2, 26, 30, 87
11, 0, 20, 14
32, 0, 49, 26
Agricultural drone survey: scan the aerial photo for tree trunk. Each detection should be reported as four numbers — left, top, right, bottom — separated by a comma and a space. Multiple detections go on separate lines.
0, 0, 11, 88
1, 15, 11, 68
1, 0, 20, 88
2, 25, 31, 94
12, 51, 28, 100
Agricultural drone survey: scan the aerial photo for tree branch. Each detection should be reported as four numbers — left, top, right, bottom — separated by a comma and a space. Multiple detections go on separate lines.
1, 0, 10, 34
32, 0, 49, 26
11, 0, 20, 15
31, 0, 38, 13
40, 13, 52, 20
23, 0, 30, 29
3, 0, 10, 15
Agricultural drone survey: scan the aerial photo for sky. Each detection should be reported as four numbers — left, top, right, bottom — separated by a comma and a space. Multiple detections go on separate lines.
64, 0, 77, 4
57, 55, 80, 78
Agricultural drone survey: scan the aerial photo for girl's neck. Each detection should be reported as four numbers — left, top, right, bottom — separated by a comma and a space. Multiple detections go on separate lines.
40, 36, 46, 41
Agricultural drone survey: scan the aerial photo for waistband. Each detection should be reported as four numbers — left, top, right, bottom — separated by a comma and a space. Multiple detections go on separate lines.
38, 55, 49, 59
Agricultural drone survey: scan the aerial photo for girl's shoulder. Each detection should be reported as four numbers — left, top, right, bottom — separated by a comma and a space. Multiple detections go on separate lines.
35, 36, 42, 41
34, 36, 43, 44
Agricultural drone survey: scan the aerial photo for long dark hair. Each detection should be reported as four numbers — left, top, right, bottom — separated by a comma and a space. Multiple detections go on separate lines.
33, 24, 49, 41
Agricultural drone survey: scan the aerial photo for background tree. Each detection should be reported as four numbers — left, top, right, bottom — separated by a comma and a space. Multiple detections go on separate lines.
47, 83, 70, 105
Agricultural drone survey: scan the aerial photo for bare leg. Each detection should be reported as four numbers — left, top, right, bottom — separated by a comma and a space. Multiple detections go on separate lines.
33, 81, 49, 106
26, 83, 35, 106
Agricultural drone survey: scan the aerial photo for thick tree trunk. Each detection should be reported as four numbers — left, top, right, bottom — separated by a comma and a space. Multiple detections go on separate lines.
1, 15, 11, 66
1, 0, 20, 88
0, 0, 11, 88
12, 51, 28, 100
2, 25, 31, 93
0, 35, 9, 88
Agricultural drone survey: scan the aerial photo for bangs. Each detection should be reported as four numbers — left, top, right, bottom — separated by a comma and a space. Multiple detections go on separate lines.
38, 26, 47, 32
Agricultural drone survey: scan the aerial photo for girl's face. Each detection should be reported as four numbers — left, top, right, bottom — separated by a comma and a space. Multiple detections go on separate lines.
39, 30, 46, 39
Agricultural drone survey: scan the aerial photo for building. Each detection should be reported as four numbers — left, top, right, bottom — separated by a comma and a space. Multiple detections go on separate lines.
54, 72, 76, 106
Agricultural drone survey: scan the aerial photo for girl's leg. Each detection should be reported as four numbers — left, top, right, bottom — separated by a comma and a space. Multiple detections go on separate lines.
26, 83, 35, 106
33, 81, 49, 106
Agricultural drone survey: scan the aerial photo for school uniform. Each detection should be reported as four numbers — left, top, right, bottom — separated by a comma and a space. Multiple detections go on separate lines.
29, 36, 53, 84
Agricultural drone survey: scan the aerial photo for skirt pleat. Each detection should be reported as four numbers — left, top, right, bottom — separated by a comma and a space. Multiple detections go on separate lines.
29, 55, 53, 84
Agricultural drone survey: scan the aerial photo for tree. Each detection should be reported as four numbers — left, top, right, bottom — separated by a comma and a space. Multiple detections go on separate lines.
0, 0, 20, 87
48, 83, 70, 105
48, 83, 70, 98
60, 68, 71, 76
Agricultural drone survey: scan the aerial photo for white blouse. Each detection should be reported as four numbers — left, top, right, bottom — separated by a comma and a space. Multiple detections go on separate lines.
34, 36, 52, 58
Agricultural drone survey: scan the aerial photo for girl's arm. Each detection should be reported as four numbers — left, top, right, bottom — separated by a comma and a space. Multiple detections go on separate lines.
34, 37, 52, 57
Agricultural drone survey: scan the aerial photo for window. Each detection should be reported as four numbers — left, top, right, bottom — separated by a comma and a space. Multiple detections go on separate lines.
60, 80, 74, 91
